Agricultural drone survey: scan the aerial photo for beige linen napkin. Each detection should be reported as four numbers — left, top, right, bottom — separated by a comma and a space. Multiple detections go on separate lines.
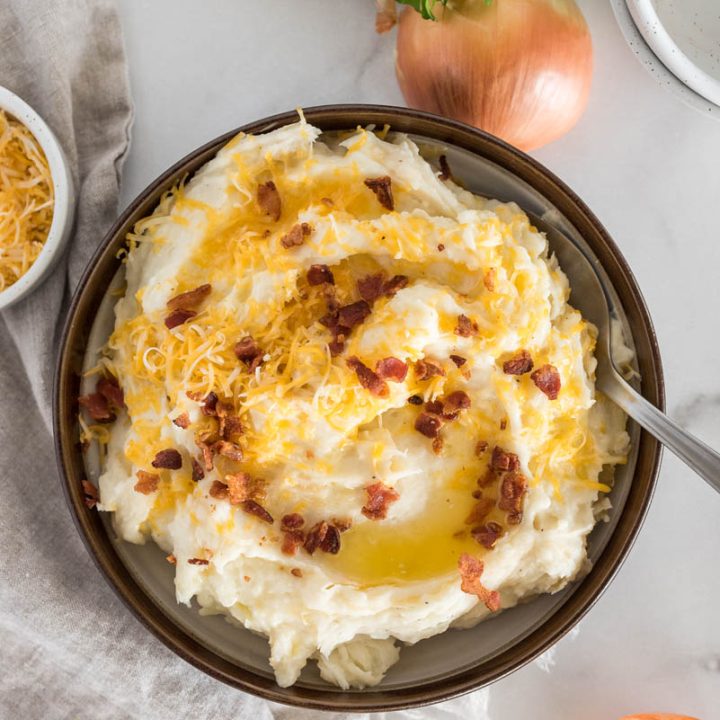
0, 2, 502, 717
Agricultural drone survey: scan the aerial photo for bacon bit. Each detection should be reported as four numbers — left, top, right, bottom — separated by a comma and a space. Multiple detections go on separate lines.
503, 350, 534, 376
531, 364, 561, 400
490, 446, 520, 473
320, 524, 341, 554
214, 440, 244, 462
455, 314, 479, 337
414, 411, 443, 439
303, 521, 341, 555
425, 399, 443, 415
376, 357, 408, 382
307, 264, 334, 286
414, 358, 445, 381
471, 522, 504, 549
81, 480, 99, 509
134, 470, 160, 495
164, 308, 196, 330
224, 472, 250, 504
458, 553, 501, 611
243, 575, 251, 581
209, 480, 229, 500
465, 497, 495, 525
475, 440, 488, 456
437, 243, 445, 252
199, 392, 218, 416
281, 513, 305, 531
191, 458, 205, 482
167, 283, 212, 311
450, 354, 467, 368
337, 300, 371, 329
97, 375, 125, 409
188, 558, 209, 566
291, 568, 303, 578
483, 268, 496, 292
166, 554, 177, 565
382, 274, 408, 298
332, 517, 353, 532
499, 419, 507, 430
282, 530, 305, 556
328, 337, 345, 356
407, 394, 423, 406
234, 336, 263, 369
357, 272, 385, 302
498, 472, 528, 519
362, 481, 400, 520
78, 392, 115, 423
220, 414, 244, 441
281, 222, 313, 249
257, 180, 281, 221
438, 154, 452, 181
198, 441, 214, 472
364, 175, 394, 211
432, 436, 445, 454
471, 489, 484, 499
347, 356, 389, 398
241, 499, 274, 524
442, 390, 471, 414
151, 448, 183, 470
173, 412, 190, 429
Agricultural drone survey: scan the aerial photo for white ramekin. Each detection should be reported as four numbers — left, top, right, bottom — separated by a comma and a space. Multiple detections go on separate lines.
0, 85, 75, 310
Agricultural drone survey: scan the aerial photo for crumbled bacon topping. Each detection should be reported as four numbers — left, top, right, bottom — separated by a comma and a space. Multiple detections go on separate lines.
209, 480, 229, 500
257, 180, 281, 221
281, 222, 313, 249
164, 308, 196, 330
475, 440, 489, 456
234, 335, 263, 370
96, 375, 125, 410
442, 390, 471, 414
167, 283, 211, 312
225, 472, 252, 505
414, 358, 445, 381
490, 446, 520, 473
191, 458, 205, 482
281, 513, 305, 531
81, 480, 99, 509
151, 448, 183, 470
407, 394, 423, 405
503, 349, 534, 376
458, 553, 501, 611
414, 411, 443, 439
219, 414, 244, 441
497, 472, 527, 521
172, 412, 190, 429
241, 499, 274, 524
455, 314, 479, 337
200, 392, 218, 416
307, 264, 334, 286
437, 243, 445, 252
438, 154, 452, 181
471, 522, 504, 549
134, 470, 160, 494
282, 530, 305, 556
291, 568, 303, 577
376, 357, 408, 382
362, 482, 399, 520
78, 392, 115, 423
337, 300, 371, 329
357, 273, 385, 302
364, 175, 394, 211
214, 440, 244, 462
450, 354, 467, 368
347, 356, 389, 398
197, 440, 214, 472
188, 558, 209, 566
382, 274, 408, 298
465, 497, 495, 525
531, 364, 561, 400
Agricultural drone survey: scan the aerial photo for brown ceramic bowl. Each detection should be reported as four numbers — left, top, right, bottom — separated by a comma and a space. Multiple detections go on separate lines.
54, 105, 663, 712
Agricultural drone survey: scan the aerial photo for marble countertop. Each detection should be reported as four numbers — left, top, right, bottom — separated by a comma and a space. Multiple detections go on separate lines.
116, 1, 720, 717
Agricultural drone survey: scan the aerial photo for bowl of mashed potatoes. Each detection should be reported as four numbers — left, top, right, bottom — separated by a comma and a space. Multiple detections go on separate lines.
55, 105, 663, 711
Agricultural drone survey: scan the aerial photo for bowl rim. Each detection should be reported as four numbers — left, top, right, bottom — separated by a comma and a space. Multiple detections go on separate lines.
0, 85, 76, 310
53, 103, 664, 712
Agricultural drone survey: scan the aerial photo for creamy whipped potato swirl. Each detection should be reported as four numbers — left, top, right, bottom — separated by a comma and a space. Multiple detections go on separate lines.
85, 118, 629, 688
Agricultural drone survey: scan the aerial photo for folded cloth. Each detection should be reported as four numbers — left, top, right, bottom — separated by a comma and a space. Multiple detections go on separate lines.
0, 2, 496, 717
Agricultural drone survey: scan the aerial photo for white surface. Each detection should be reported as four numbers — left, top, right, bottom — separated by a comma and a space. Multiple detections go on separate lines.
115, 0, 720, 717
0, 85, 75, 309
626, 0, 720, 106
611, 0, 719, 118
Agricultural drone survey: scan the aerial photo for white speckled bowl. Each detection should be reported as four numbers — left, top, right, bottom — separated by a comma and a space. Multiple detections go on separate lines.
0, 86, 75, 310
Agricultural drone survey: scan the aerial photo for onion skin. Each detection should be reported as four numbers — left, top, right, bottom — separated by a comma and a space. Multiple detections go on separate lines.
395, 0, 593, 151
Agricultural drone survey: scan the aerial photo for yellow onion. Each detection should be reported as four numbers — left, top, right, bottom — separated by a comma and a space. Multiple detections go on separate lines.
395, 0, 593, 151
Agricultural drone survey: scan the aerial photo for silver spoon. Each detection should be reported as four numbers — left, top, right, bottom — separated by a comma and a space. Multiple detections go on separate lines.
528, 211, 720, 493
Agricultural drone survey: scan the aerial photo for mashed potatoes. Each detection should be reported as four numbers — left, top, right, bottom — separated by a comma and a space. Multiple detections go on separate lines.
84, 116, 629, 688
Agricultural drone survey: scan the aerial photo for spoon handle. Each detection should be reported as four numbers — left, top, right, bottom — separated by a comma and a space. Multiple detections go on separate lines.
602, 373, 720, 494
